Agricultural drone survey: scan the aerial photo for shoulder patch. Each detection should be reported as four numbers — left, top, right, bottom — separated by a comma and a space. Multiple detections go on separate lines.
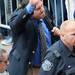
42, 59, 53, 71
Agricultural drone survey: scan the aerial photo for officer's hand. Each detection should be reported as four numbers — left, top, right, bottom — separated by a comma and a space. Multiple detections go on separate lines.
29, 0, 40, 6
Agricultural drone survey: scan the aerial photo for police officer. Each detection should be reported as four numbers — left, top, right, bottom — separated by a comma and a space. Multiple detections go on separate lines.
38, 20, 75, 75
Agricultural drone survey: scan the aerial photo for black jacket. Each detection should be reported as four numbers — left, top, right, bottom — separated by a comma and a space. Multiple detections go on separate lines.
39, 40, 75, 75
8, 6, 54, 75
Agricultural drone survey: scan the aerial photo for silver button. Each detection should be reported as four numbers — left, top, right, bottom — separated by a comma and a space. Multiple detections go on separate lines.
29, 62, 31, 65
68, 65, 71, 68
23, 15, 26, 19
32, 51, 35, 54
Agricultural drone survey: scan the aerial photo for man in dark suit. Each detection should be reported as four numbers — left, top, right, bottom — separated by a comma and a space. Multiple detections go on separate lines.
8, 0, 59, 75
8, 0, 50, 75
8, 0, 44, 75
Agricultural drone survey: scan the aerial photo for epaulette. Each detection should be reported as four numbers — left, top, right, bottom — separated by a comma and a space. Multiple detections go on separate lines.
52, 49, 61, 58
47, 41, 61, 58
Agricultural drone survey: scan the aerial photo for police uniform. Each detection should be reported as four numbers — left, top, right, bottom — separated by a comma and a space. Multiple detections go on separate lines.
39, 40, 75, 75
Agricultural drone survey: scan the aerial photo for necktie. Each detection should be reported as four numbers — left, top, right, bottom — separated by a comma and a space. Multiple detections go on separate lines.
38, 20, 47, 61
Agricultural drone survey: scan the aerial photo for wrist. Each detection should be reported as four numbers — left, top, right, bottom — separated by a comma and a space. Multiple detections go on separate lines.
25, 3, 35, 14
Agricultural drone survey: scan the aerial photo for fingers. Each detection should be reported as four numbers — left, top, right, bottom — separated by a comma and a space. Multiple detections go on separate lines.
52, 27, 60, 36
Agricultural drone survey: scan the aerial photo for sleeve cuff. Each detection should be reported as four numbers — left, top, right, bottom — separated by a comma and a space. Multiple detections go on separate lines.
25, 3, 35, 14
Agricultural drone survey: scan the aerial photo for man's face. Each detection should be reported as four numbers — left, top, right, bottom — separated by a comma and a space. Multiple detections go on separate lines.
32, 0, 45, 19
61, 23, 75, 50
65, 32, 75, 52
64, 33, 75, 46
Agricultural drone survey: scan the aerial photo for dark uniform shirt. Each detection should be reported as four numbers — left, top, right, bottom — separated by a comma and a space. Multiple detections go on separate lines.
39, 40, 75, 75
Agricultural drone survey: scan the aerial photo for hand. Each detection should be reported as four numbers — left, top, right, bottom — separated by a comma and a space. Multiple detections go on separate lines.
52, 27, 60, 36
29, 0, 40, 6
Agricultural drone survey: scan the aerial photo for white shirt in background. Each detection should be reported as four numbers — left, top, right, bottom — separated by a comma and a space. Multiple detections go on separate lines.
65, 0, 75, 20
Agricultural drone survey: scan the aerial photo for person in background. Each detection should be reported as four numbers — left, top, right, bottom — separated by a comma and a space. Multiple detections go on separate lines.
38, 20, 75, 75
0, 47, 9, 75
